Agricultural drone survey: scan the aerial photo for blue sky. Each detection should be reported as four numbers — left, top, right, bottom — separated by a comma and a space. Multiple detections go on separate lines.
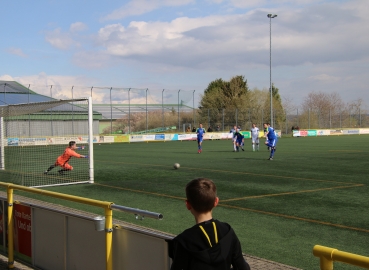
1, 0, 368, 108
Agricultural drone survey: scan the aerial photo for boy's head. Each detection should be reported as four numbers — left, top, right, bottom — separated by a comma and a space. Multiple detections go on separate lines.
69, 141, 77, 148
186, 178, 218, 213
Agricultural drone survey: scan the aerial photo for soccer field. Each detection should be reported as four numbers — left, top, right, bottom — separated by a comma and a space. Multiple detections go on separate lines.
9, 135, 369, 269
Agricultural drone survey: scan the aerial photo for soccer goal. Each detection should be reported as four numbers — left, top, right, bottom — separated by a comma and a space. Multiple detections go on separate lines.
0, 97, 95, 188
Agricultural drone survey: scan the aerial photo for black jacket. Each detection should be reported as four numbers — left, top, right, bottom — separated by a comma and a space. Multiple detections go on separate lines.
168, 219, 250, 270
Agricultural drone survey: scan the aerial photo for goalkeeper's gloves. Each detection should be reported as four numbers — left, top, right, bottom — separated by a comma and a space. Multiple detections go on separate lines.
79, 146, 85, 150
84, 155, 89, 158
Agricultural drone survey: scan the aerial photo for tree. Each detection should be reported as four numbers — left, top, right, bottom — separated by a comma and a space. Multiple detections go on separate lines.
300, 92, 344, 128
198, 75, 249, 127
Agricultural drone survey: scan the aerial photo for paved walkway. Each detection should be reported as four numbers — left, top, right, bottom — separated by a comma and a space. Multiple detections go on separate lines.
0, 253, 302, 270
0, 192, 301, 270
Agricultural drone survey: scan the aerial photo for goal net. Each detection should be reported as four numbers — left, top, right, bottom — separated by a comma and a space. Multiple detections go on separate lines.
0, 98, 95, 188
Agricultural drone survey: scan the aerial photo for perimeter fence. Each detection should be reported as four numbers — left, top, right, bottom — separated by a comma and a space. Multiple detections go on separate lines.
2, 82, 368, 135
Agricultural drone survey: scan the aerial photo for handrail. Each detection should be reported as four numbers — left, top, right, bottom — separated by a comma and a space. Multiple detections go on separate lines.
313, 245, 369, 269
0, 182, 163, 270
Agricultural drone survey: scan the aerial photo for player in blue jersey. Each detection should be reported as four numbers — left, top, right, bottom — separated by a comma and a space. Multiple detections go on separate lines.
263, 123, 277, 160
196, 123, 206, 153
234, 129, 245, 152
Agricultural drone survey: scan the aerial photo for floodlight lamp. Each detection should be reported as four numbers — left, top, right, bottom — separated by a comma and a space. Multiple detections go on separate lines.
267, 14, 277, 18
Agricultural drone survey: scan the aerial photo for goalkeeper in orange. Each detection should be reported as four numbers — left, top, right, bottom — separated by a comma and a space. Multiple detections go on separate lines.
44, 141, 88, 175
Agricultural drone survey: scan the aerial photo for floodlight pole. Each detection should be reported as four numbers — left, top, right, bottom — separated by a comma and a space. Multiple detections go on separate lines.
71, 86, 74, 135
110, 87, 113, 134
193, 90, 195, 128
268, 13, 277, 127
146, 88, 148, 133
128, 88, 131, 134
162, 89, 165, 129
178, 90, 180, 131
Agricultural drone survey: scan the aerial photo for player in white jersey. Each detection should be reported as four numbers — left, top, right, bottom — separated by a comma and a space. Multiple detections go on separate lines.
230, 125, 237, 151
250, 123, 260, 151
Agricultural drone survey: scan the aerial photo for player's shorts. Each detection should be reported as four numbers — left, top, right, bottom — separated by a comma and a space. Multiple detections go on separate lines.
251, 136, 259, 144
55, 161, 73, 170
266, 139, 277, 147
197, 137, 203, 143
236, 139, 243, 145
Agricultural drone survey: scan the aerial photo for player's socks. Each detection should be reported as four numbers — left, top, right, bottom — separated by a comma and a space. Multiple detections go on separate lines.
252, 144, 255, 151
58, 169, 68, 175
270, 148, 275, 158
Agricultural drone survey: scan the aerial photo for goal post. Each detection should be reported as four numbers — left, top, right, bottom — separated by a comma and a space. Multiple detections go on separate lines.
0, 98, 96, 187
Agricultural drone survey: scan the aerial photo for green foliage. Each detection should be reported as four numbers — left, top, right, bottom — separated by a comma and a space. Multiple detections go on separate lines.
201, 75, 249, 109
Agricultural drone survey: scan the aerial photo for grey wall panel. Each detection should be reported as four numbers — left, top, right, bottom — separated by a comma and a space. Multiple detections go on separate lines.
66, 216, 105, 270
33, 208, 65, 270
113, 228, 171, 270
5, 120, 99, 137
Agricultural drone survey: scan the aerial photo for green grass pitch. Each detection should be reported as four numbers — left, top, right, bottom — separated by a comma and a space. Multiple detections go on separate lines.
7, 135, 369, 269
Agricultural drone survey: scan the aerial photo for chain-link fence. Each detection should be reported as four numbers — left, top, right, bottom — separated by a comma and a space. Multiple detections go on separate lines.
2, 82, 368, 135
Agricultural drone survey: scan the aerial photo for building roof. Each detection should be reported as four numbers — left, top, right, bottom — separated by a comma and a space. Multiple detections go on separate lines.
0, 81, 193, 120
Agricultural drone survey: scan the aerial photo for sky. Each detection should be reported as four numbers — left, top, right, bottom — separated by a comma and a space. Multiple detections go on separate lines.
1, 0, 368, 109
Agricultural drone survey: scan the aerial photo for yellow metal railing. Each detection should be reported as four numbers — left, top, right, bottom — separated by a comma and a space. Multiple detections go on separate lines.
0, 182, 114, 270
313, 245, 369, 269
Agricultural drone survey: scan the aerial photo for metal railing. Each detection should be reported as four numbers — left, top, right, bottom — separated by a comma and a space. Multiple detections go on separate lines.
313, 245, 369, 269
0, 181, 163, 270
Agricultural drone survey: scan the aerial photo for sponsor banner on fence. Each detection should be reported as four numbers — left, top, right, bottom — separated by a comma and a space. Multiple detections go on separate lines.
7, 138, 19, 146
293, 130, 306, 137
18, 138, 47, 146
178, 134, 197, 140
240, 131, 251, 139
129, 134, 156, 142
165, 134, 178, 141
14, 204, 32, 258
343, 130, 360, 135
100, 136, 114, 143
114, 135, 129, 142
330, 129, 343, 135
224, 133, 234, 139
317, 130, 330, 136
155, 134, 165, 140
49, 136, 85, 144
360, 129, 369, 134
293, 130, 316, 137
203, 133, 221, 140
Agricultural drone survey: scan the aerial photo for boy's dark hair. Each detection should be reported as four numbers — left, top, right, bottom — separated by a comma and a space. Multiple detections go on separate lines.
69, 141, 76, 147
186, 178, 217, 213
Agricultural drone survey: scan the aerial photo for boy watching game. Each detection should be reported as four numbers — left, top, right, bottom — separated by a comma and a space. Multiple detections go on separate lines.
169, 178, 250, 270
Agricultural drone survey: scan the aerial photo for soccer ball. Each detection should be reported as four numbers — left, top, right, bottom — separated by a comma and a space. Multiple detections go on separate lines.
174, 163, 180, 169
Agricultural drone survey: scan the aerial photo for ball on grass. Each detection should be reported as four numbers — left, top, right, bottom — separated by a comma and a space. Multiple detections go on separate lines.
174, 163, 180, 169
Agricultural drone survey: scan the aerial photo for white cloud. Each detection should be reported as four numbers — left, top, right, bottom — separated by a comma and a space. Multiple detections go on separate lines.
3, 73, 95, 100
6, 48, 27, 57
0, 74, 15, 81
102, 0, 195, 20
44, 28, 76, 50
70, 22, 88, 32
90, 1, 369, 72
